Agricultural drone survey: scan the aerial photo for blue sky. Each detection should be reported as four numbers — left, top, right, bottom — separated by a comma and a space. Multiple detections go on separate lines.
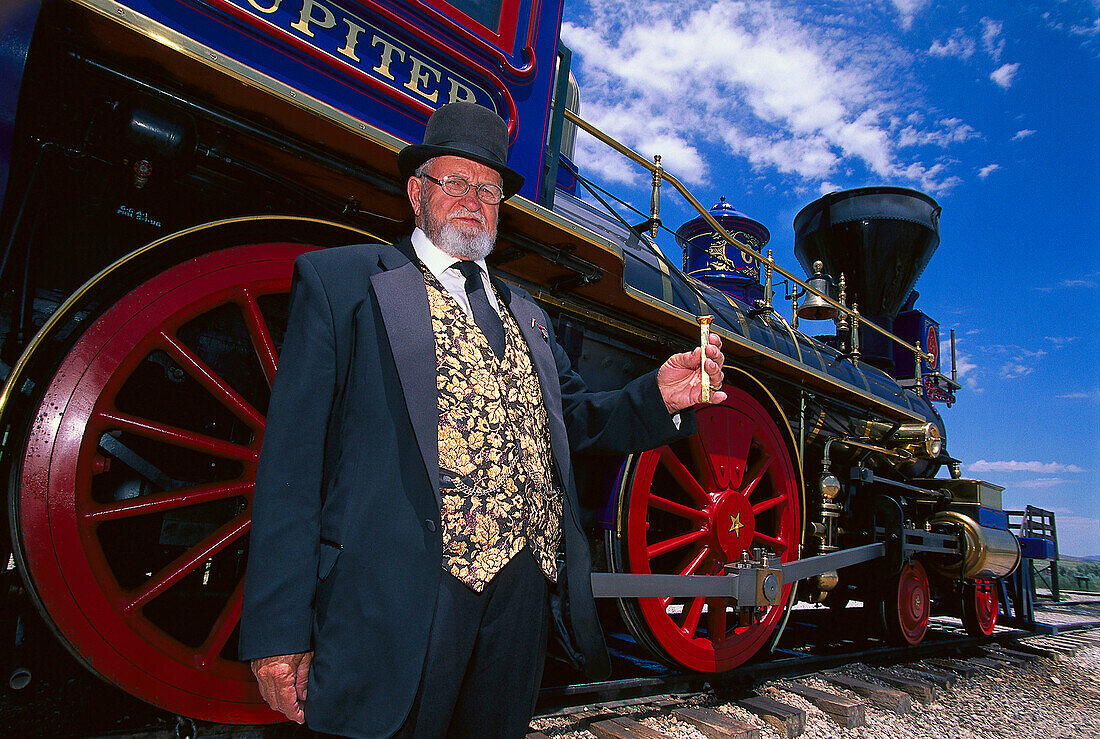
559, 0, 1100, 557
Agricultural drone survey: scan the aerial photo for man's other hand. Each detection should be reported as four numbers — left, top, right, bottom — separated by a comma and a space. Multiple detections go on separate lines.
657, 332, 727, 413
251, 650, 313, 724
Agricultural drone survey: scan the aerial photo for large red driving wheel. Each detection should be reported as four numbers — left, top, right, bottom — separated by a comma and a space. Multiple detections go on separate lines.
881, 560, 931, 646
609, 385, 800, 672
12, 243, 316, 723
961, 579, 998, 636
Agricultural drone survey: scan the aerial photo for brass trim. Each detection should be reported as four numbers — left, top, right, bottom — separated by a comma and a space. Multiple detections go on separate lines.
621, 282, 924, 422
0, 216, 381, 422
564, 108, 936, 366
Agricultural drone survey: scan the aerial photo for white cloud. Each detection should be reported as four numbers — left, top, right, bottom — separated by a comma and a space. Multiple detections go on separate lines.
977, 163, 1001, 178
891, 0, 929, 31
980, 17, 1006, 62
562, 1, 976, 195
1037, 273, 1099, 291
942, 340, 980, 391
990, 62, 1020, 88
999, 361, 1033, 379
929, 29, 976, 60
1013, 477, 1076, 489
967, 460, 1087, 474
1058, 389, 1100, 400
1012, 129, 1037, 140
898, 118, 980, 148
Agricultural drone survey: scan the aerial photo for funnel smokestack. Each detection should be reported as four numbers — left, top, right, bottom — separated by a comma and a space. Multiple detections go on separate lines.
794, 187, 941, 371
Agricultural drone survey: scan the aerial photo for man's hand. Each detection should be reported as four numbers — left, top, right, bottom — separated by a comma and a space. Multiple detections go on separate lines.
657, 333, 727, 413
251, 651, 313, 724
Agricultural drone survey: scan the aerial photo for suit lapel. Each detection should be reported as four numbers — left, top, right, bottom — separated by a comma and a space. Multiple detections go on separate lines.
506, 289, 572, 481
371, 241, 441, 506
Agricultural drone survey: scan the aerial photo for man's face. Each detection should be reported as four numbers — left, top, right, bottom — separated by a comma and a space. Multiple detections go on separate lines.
407, 155, 502, 261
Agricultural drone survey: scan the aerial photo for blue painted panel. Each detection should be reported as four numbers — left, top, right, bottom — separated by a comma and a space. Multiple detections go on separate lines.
112, 0, 560, 201
0, 0, 41, 210
1018, 536, 1055, 560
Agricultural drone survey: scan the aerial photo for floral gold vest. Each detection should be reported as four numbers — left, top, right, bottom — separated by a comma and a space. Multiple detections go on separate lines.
422, 268, 561, 592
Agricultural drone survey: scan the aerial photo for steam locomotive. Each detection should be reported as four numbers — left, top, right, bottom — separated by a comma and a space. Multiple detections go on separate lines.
0, 0, 1023, 726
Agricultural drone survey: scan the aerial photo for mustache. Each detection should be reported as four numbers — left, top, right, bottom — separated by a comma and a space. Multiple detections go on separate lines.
447, 208, 486, 225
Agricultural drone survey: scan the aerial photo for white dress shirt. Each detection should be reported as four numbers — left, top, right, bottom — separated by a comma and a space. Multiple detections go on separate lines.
411, 227, 500, 318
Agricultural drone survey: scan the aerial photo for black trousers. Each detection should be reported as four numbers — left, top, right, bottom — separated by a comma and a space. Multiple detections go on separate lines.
398, 548, 550, 738
312, 549, 550, 739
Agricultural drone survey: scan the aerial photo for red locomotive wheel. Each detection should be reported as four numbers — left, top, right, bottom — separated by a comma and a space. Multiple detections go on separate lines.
962, 579, 998, 636
609, 385, 801, 672
13, 243, 317, 723
881, 560, 931, 646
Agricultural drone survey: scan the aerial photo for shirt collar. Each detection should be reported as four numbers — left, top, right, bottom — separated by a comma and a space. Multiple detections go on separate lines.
411, 227, 490, 282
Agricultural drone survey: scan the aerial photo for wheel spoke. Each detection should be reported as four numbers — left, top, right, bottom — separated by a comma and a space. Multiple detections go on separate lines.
649, 493, 708, 521
121, 512, 250, 614
707, 598, 728, 646
659, 447, 709, 506
681, 596, 705, 637
237, 286, 279, 388
157, 331, 265, 430
679, 545, 711, 577
724, 417, 755, 489
739, 451, 773, 499
82, 480, 254, 522
686, 433, 719, 490
96, 410, 258, 462
752, 531, 788, 554
751, 493, 787, 516
647, 528, 708, 560
197, 577, 244, 670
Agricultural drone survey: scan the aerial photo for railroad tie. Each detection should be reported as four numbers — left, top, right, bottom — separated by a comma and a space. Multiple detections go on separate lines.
986, 645, 1042, 663
672, 706, 762, 739
862, 668, 936, 704
589, 716, 676, 739
926, 657, 983, 678
903, 665, 957, 689
819, 673, 912, 714
1010, 641, 1065, 659
977, 646, 1032, 667
777, 682, 866, 728
737, 694, 806, 738
967, 656, 1014, 670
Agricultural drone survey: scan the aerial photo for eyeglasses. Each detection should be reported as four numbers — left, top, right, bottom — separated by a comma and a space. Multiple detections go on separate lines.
421, 173, 505, 205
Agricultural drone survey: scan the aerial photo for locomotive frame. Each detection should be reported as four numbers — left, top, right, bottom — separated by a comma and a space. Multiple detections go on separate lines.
0, 0, 1030, 727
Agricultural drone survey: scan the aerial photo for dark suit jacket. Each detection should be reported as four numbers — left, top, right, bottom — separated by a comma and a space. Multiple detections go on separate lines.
239, 238, 696, 737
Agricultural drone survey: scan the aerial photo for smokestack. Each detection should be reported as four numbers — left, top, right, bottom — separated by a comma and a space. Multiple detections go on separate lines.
794, 187, 941, 371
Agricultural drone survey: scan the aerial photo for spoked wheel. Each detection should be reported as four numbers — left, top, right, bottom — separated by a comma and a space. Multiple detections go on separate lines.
607, 384, 801, 672
880, 560, 931, 646
11, 242, 316, 723
961, 579, 998, 636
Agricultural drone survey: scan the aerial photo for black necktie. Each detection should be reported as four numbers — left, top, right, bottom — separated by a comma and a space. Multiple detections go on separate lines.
454, 261, 505, 358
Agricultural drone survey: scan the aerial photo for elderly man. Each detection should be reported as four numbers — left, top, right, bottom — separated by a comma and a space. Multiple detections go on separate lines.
239, 102, 726, 738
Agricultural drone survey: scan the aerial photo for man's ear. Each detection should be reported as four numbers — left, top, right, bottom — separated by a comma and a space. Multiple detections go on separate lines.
407, 175, 423, 219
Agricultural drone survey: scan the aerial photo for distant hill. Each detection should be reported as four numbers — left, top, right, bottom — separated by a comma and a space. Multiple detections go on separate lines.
1059, 554, 1100, 562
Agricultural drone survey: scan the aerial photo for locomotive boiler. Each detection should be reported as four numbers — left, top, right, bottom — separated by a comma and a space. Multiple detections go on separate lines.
0, 0, 1021, 726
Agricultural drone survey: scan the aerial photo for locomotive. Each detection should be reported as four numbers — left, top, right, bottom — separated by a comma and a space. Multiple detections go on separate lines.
0, 0, 1023, 726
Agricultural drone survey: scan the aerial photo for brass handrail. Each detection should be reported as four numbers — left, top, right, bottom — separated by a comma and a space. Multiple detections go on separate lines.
563, 109, 935, 366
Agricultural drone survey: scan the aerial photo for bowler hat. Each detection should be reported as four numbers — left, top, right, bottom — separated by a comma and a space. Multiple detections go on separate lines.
398, 102, 525, 198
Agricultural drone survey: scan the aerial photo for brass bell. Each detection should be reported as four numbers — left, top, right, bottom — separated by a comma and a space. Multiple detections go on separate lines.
797, 261, 839, 321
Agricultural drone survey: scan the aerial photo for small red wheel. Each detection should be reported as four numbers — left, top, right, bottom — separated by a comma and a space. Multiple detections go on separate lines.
962, 579, 998, 636
881, 560, 931, 646
12, 243, 315, 723
608, 384, 801, 672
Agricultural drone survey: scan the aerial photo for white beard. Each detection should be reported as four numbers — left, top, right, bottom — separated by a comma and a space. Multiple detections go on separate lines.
420, 192, 497, 261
